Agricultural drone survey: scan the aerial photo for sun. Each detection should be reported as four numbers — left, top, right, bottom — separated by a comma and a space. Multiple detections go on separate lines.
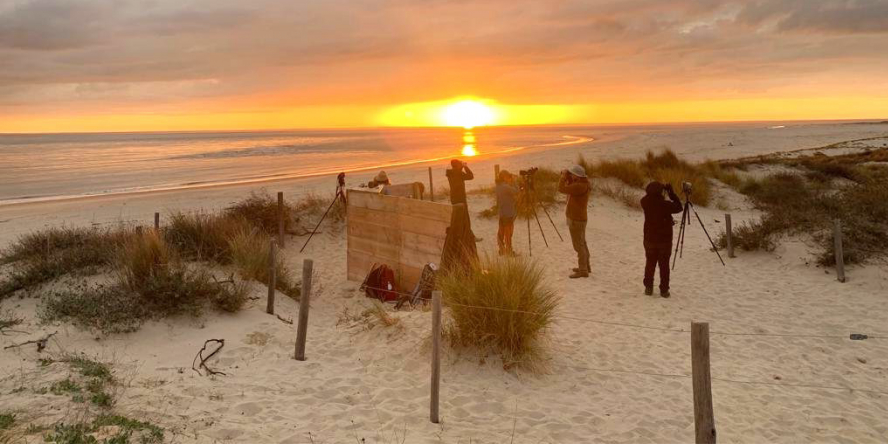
441, 100, 496, 128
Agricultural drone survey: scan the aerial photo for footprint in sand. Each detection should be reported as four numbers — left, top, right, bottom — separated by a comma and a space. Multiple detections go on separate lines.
233, 402, 263, 416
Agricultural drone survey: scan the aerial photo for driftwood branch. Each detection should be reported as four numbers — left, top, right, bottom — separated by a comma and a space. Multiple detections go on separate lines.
192, 339, 226, 376
3, 331, 57, 352
276, 314, 293, 325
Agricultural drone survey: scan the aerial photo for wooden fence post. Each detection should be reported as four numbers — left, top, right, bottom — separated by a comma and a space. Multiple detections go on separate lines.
428, 167, 435, 202
725, 214, 734, 259
266, 241, 276, 315
691, 322, 716, 444
295, 259, 313, 361
278, 191, 285, 248
430, 290, 442, 424
834, 219, 846, 283
154, 212, 160, 231
494, 164, 500, 184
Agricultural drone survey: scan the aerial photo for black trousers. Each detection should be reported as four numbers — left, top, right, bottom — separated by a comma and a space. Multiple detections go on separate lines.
643, 245, 672, 292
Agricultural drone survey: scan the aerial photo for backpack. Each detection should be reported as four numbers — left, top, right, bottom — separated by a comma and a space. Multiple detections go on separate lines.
362, 264, 398, 302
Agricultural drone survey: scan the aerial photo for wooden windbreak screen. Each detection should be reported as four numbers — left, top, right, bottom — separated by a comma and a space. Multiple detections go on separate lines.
346, 189, 453, 290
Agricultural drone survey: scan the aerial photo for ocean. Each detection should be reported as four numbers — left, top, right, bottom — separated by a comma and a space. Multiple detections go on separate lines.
0, 126, 588, 205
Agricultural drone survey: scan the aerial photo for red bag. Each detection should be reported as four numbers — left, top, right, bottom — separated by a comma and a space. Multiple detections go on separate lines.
362, 264, 398, 302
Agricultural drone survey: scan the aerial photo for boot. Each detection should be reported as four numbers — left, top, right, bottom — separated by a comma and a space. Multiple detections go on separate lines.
644, 287, 653, 296
569, 270, 589, 279
660, 290, 670, 298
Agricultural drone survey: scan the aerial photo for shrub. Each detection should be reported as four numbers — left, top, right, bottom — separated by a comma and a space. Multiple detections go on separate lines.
578, 149, 728, 207
0, 412, 15, 430
716, 219, 778, 252
228, 229, 300, 299
164, 211, 249, 262
225, 191, 293, 235
594, 182, 642, 209
438, 256, 559, 370
0, 227, 130, 299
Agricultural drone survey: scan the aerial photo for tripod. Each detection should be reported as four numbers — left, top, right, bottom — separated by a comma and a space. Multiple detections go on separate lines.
519, 172, 563, 257
672, 190, 725, 269
300, 173, 347, 253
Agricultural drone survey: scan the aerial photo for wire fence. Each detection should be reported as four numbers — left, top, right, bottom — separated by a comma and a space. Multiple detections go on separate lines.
358, 287, 888, 340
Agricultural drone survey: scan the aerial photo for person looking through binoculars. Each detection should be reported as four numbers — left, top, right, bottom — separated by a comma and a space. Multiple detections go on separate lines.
558, 165, 591, 279
640, 181, 683, 297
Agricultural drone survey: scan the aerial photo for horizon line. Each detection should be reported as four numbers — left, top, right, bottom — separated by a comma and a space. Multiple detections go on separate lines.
1, 117, 886, 136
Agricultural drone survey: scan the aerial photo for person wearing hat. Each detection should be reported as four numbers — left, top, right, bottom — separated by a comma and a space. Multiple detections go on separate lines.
495, 170, 519, 256
640, 181, 683, 297
368, 170, 391, 194
558, 165, 591, 278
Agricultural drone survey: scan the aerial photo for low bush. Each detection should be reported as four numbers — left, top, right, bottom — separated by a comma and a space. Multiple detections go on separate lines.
228, 229, 300, 299
716, 219, 778, 252
164, 211, 249, 262
225, 191, 293, 235
577, 149, 736, 207
438, 256, 559, 370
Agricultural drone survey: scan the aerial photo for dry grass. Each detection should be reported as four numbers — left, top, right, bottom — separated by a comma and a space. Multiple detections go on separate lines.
164, 211, 249, 262
578, 149, 742, 207
593, 181, 642, 209
224, 190, 293, 235
228, 229, 300, 299
438, 256, 559, 371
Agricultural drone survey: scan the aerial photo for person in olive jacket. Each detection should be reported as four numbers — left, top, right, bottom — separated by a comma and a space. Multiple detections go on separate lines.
640, 181, 683, 298
558, 165, 591, 279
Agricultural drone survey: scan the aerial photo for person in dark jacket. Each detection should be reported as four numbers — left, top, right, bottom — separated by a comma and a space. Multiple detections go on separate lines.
446, 159, 474, 205
446, 159, 481, 241
558, 165, 591, 278
640, 181, 683, 297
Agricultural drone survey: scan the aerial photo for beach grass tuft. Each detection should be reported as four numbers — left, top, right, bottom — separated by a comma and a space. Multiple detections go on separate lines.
438, 255, 559, 371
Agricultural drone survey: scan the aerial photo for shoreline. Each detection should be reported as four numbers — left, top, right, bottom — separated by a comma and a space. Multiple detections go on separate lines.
0, 135, 594, 209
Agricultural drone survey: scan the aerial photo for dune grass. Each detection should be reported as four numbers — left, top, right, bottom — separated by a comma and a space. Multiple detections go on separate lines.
437, 256, 559, 371
40, 231, 249, 334
1, 192, 311, 332
714, 164, 888, 265
578, 149, 740, 207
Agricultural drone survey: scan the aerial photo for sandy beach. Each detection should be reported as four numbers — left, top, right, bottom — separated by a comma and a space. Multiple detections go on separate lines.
2, 122, 888, 443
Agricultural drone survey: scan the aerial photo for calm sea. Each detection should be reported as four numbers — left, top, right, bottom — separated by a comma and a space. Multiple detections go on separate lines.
0, 126, 588, 205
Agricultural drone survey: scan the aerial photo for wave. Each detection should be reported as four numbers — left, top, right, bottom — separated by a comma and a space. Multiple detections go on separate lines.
0, 134, 594, 207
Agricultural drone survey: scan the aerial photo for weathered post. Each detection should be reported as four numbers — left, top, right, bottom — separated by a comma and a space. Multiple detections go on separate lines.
494, 164, 500, 184
294, 259, 313, 360
691, 322, 716, 444
278, 191, 285, 248
725, 214, 734, 259
430, 290, 442, 423
428, 167, 435, 202
834, 219, 846, 283
154, 212, 160, 231
266, 241, 276, 315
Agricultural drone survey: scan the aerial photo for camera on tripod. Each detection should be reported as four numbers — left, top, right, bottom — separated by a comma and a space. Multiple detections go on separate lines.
681, 181, 693, 195
519, 167, 538, 177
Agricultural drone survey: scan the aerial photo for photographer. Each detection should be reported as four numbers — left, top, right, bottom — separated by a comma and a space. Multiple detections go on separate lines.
446, 159, 481, 241
640, 182, 683, 298
558, 165, 591, 279
495, 170, 518, 256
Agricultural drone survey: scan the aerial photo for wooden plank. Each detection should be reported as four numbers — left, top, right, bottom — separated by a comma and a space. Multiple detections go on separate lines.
397, 197, 452, 222
385, 183, 421, 198
347, 222, 401, 245
347, 189, 398, 212
398, 214, 450, 238
834, 219, 846, 283
400, 248, 443, 270
348, 235, 399, 261
401, 231, 447, 256
348, 206, 399, 227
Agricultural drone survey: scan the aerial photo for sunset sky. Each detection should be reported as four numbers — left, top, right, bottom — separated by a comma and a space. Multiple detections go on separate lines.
2, 0, 888, 132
